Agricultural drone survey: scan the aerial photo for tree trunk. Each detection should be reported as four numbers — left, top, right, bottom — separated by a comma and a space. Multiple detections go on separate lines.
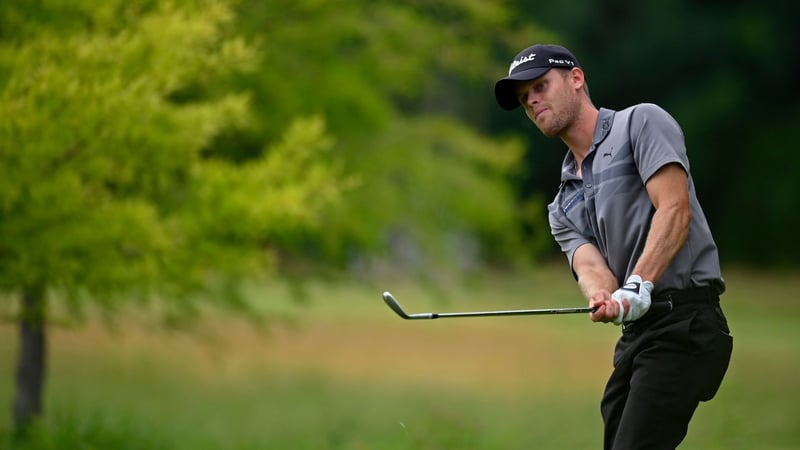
12, 286, 46, 433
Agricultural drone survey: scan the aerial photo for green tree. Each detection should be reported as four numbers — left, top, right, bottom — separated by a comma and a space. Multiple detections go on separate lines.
227, 0, 552, 273
0, 0, 341, 431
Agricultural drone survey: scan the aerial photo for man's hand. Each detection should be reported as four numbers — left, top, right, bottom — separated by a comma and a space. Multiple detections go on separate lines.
589, 290, 617, 323
589, 275, 654, 324
610, 275, 653, 324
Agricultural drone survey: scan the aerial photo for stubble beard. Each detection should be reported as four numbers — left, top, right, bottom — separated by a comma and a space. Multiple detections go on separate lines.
536, 112, 567, 138
536, 90, 582, 138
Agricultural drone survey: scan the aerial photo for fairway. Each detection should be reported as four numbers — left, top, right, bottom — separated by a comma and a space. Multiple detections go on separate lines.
1, 265, 799, 449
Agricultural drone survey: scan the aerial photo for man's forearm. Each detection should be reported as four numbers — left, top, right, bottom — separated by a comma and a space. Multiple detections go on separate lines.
573, 243, 619, 300
578, 266, 619, 300
632, 202, 690, 283
632, 163, 691, 284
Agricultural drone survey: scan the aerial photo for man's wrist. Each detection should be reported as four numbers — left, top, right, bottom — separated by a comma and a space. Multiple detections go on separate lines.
610, 275, 654, 324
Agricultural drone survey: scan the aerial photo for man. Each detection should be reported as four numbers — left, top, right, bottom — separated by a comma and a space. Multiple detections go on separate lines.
494, 44, 733, 449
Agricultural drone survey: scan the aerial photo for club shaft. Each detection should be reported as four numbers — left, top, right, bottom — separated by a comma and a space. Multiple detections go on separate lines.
410, 307, 595, 319
383, 291, 597, 320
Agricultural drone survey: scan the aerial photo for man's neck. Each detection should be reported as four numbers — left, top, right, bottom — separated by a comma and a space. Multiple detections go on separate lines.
562, 104, 599, 164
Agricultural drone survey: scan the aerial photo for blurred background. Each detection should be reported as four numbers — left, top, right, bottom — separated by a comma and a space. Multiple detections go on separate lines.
1, 0, 798, 448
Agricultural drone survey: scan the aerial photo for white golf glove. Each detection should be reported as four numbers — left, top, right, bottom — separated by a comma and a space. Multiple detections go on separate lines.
610, 275, 653, 325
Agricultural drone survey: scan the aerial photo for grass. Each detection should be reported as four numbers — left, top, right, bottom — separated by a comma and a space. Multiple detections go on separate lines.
1, 264, 799, 449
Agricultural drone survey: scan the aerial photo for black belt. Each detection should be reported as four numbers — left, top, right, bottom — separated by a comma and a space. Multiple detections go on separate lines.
622, 286, 720, 332
656, 286, 720, 305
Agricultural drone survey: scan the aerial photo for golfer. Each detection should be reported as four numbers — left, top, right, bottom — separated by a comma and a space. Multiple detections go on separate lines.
495, 44, 733, 449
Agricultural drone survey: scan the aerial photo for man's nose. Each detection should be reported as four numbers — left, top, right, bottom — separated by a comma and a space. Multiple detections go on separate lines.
526, 88, 539, 107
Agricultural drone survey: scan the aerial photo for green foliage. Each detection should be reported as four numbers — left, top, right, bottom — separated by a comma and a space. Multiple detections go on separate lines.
0, 0, 558, 299
0, 0, 341, 312
329, 116, 527, 269
223, 0, 551, 273
233, 0, 524, 136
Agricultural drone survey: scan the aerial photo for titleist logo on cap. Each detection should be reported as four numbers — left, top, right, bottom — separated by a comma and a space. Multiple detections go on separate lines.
508, 53, 536, 75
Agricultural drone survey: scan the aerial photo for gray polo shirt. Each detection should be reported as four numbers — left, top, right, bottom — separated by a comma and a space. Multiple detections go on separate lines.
547, 104, 725, 297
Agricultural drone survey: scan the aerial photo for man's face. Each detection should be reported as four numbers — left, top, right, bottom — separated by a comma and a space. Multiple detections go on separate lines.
514, 69, 581, 138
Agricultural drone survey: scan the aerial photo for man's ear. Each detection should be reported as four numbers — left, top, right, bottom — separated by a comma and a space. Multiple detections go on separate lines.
571, 67, 586, 91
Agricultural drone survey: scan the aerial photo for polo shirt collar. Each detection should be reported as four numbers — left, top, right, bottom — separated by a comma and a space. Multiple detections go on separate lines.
593, 108, 615, 145
559, 107, 616, 181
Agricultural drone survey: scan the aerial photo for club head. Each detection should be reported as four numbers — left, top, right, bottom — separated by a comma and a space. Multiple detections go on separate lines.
382, 291, 411, 319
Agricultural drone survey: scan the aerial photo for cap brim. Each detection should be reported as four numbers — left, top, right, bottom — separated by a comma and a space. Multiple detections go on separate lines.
494, 67, 551, 110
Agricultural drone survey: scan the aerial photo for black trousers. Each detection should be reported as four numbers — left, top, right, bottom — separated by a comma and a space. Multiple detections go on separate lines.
601, 294, 733, 450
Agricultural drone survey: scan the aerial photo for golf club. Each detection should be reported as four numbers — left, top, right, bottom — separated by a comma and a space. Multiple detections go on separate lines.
382, 291, 598, 320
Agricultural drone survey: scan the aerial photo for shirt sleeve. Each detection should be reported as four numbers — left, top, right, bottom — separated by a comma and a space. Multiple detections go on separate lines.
629, 103, 690, 182
548, 199, 591, 277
